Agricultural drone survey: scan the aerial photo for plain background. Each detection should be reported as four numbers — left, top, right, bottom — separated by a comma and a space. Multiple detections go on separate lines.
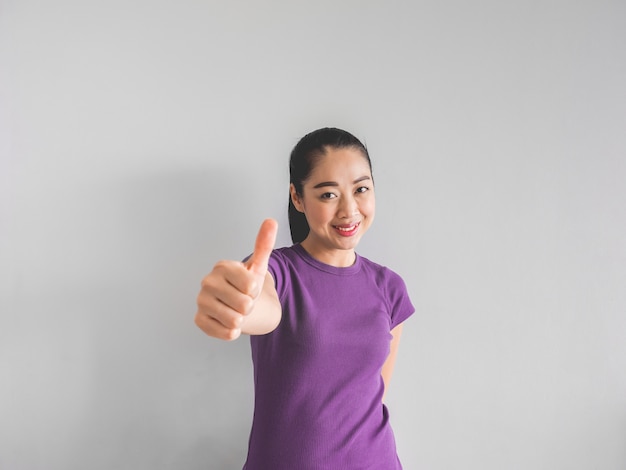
1, 1, 625, 469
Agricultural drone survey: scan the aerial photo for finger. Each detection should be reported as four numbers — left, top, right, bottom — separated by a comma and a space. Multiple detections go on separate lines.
197, 285, 249, 328
210, 260, 258, 298
197, 292, 246, 328
213, 283, 256, 316
194, 310, 242, 341
245, 218, 278, 277
197, 270, 251, 314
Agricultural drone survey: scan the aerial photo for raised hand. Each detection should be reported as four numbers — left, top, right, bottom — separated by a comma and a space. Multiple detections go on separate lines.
195, 219, 279, 340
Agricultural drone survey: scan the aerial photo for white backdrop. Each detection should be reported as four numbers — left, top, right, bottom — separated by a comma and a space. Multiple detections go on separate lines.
1, 1, 625, 469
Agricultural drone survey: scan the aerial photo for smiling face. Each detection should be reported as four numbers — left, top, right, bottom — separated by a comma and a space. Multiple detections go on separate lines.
290, 146, 375, 267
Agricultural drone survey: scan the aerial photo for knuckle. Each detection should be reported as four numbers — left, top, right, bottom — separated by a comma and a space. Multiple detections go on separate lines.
245, 279, 259, 297
225, 328, 241, 341
194, 309, 214, 327
231, 314, 244, 329
213, 259, 233, 272
196, 291, 214, 310
235, 296, 255, 315
244, 297, 256, 314
212, 260, 225, 270
194, 311, 238, 341
200, 275, 217, 291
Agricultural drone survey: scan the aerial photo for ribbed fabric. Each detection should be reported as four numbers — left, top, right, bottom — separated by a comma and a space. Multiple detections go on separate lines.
243, 244, 414, 470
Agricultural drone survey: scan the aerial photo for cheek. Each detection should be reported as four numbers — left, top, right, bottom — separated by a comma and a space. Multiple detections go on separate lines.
362, 196, 375, 216
304, 201, 331, 223
318, 204, 336, 222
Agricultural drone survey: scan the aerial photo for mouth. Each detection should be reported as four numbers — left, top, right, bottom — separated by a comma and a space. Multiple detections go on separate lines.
332, 222, 361, 237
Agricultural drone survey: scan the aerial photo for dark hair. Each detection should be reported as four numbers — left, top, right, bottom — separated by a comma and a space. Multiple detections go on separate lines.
288, 127, 372, 243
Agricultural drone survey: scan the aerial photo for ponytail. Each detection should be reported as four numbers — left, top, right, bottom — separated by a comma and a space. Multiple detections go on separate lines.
288, 196, 309, 243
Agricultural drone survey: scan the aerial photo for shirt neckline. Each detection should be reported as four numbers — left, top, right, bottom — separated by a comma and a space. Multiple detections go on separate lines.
292, 243, 362, 276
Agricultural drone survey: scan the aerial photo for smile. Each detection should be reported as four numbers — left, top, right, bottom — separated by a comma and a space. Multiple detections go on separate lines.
333, 222, 361, 237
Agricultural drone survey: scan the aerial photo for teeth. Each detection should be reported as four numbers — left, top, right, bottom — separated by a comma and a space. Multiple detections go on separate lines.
336, 224, 357, 231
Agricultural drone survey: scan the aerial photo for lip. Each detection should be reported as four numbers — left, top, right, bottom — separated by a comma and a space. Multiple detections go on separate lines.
332, 221, 361, 237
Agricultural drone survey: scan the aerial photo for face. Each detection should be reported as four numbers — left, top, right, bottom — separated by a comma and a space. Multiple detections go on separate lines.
290, 147, 375, 267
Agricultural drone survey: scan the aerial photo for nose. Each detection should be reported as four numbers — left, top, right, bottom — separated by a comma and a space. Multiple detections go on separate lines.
338, 195, 359, 219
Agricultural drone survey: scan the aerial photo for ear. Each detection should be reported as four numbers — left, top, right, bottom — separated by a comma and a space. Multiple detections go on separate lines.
290, 184, 305, 213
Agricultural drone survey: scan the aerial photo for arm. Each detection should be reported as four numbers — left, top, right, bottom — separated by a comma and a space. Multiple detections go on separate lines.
381, 323, 404, 402
240, 271, 281, 335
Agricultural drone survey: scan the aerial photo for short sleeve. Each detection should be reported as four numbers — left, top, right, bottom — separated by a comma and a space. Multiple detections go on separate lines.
267, 249, 289, 302
385, 270, 415, 329
244, 250, 287, 301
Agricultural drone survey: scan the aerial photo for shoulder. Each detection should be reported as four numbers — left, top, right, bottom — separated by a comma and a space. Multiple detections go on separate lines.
267, 245, 296, 275
358, 254, 407, 288
267, 245, 304, 299
268, 245, 301, 267
358, 254, 414, 327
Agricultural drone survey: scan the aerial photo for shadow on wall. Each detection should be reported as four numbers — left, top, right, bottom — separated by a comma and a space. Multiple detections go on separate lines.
66, 164, 263, 469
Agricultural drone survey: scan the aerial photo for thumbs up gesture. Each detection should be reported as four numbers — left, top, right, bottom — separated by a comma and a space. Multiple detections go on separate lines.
195, 219, 280, 341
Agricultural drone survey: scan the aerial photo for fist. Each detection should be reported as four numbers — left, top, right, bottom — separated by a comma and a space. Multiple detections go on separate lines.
195, 219, 278, 341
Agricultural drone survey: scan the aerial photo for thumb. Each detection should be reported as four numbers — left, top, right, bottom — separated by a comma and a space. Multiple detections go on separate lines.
245, 218, 278, 277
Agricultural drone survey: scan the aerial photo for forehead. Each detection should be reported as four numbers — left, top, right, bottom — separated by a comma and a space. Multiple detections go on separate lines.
307, 147, 371, 182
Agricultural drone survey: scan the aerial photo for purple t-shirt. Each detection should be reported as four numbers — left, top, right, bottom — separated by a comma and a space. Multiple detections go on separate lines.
243, 244, 414, 469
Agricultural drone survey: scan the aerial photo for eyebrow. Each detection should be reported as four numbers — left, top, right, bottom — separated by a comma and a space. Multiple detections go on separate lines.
312, 175, 371, 189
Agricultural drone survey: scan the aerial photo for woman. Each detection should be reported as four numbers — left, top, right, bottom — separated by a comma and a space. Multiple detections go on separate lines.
195, 127, 414, 469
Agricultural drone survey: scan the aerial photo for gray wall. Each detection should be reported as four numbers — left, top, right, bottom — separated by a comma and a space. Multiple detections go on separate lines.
1, 1, 625, 469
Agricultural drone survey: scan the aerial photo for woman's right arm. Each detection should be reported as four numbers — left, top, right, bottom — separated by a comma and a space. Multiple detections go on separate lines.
194, 219, 281, 341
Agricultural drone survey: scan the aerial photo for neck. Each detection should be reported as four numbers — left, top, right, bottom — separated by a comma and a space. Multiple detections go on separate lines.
299, 239, 356, 267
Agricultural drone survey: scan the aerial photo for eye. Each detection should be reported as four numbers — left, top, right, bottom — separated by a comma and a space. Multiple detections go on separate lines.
320, 192, 337, 200
356, 186, 369, 194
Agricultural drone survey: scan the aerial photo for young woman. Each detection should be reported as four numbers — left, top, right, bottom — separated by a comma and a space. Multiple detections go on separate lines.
195, 127, 414, 469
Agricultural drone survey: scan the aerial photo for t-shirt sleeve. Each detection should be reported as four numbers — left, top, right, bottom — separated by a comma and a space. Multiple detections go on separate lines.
243, 250, 286, 301
267, 249, 288, 301
386, 270, 415, 329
